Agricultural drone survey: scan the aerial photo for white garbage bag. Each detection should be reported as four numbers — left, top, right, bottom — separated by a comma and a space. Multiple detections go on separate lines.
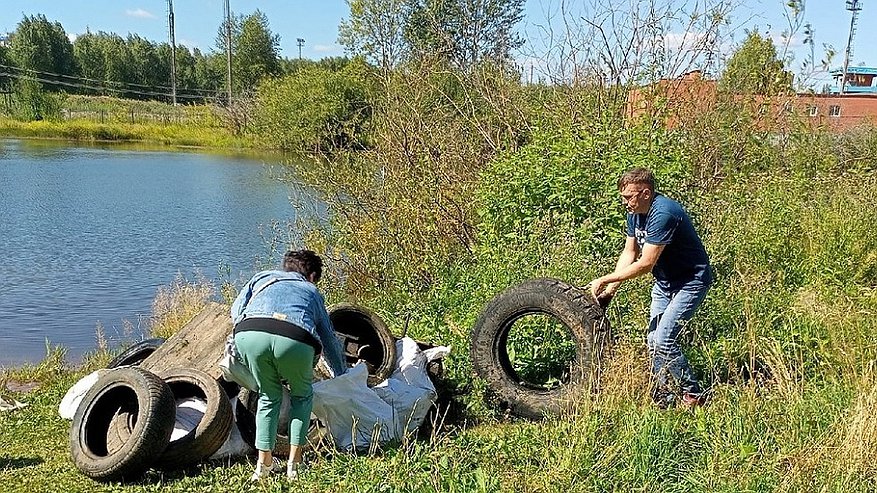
312, 363, 395, 451
1, 395, 28, 412
312, 337, 450, 451
58, 369, 109, 419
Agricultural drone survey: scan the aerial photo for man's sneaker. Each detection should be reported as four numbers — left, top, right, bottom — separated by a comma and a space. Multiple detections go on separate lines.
250, 457, 283, 481
681, 392, 707, 409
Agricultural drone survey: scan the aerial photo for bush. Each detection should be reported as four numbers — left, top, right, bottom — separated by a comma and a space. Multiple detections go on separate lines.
251, 58, 376, 152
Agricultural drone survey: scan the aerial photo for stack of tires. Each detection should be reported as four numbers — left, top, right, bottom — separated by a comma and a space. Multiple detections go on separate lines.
69, 351, 233, 482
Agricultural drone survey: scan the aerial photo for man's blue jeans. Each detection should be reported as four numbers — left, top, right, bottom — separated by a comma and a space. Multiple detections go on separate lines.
646, 280, 710, 400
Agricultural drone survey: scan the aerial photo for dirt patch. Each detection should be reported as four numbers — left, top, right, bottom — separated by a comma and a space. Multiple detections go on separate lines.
5, 381, 40, 393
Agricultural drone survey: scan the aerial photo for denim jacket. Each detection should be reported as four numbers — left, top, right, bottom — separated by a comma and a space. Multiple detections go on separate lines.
230, 270, 347, 377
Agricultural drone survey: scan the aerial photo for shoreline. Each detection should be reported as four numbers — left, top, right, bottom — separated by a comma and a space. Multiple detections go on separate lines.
0, 117, 259, 152
0, 129, 297, 162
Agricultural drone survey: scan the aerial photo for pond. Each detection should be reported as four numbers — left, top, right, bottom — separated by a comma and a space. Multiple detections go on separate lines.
0, 139, 322, 367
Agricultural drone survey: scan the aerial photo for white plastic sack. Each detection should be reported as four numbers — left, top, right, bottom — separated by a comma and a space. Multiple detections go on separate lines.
171, 397, 206, 441
312, 363, 395, 451
59, 369, 109, 419
312, 337, 450, 451
372, 338, 448, 437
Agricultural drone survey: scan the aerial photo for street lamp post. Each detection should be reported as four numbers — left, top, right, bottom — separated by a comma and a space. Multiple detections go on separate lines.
296, 38, 305, 60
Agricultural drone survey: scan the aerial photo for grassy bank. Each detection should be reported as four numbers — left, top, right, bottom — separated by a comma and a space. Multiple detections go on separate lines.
2, 342, 876, 492
0, 117, 255, 149
3, 164, 877, 491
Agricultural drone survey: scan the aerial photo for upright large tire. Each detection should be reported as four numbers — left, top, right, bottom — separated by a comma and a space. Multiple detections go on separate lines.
328, 303, 397, 386
70, 367, 176, 482
469, 278, 610, 420
155, 368, 234, 468
106, 338, 165, 368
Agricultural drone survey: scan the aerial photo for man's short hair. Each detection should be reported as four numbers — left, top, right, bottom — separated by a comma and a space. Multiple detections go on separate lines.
618, 168, 656, 191
283, 249, 323, 282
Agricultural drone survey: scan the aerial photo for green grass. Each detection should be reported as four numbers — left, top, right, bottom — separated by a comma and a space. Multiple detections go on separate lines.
3, 348, 877, 492
0, 117, 255, 149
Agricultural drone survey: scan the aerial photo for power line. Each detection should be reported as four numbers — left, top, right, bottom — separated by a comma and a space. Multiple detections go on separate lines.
0, 70, 219, 101
0, 63, 222, 96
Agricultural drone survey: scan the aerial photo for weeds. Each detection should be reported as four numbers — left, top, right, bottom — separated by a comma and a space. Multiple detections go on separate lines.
149, 272, 216, 340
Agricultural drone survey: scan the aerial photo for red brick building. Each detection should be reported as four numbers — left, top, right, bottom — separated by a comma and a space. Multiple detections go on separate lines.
627, 70, 877, 131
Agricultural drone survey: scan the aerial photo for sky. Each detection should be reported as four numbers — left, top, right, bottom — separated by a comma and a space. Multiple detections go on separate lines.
0, 1, 873, 81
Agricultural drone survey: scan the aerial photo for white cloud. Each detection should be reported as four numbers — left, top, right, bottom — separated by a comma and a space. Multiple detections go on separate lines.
313, 44, 338, 53
664, 31, 710, 52
68, 33, 78, 43
125, 8, 155, 19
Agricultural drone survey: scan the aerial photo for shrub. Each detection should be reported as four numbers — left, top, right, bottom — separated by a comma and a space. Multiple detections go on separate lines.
251, 58, 376, 152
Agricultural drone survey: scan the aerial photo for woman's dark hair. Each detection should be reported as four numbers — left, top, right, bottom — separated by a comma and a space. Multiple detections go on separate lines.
282, 249, 323, 282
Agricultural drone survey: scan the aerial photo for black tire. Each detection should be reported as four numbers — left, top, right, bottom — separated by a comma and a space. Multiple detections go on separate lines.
469, 278, 610, 420
106, 338, 165, 368
155, 368, 234, 468
69, 367, 176, 482
328, 303, 397, 386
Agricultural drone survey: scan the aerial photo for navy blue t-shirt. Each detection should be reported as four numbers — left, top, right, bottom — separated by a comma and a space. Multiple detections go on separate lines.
626, 194, 712, 289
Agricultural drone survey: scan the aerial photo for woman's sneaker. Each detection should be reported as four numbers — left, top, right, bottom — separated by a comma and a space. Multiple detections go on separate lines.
287, 460, 304, 480
250, 457, 283, 481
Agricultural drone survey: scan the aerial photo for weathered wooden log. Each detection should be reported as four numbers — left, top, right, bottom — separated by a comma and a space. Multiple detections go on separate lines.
141, 302, 230, 379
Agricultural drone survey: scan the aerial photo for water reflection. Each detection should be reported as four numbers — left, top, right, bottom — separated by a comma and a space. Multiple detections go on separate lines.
0, 139, 324, 367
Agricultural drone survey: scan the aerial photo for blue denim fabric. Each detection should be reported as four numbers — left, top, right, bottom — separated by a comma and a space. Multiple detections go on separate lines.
646, 280, 709, 398
231, 270, 347, 377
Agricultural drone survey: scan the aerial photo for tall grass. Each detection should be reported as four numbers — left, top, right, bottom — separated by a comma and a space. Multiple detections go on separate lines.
149, 272, 216, 340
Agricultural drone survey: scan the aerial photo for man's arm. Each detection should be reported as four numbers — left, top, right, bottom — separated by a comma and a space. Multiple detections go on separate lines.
591, 240, 665, 297
592, 236, 638, 299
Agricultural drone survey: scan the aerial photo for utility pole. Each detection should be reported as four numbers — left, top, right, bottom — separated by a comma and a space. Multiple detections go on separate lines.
224, 0, 233, 103
841, 0, 862, 94
297, 38, 305, 60
168, 0, 177, 105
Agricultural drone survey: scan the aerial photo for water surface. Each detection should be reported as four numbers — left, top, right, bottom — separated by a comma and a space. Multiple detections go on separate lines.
0, 139, 320, 367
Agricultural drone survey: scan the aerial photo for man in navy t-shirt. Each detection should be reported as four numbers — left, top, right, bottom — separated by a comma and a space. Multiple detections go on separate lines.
590, 168, 712, 408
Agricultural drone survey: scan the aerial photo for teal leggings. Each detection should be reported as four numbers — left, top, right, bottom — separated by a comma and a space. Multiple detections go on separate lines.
234, 331, 315, 450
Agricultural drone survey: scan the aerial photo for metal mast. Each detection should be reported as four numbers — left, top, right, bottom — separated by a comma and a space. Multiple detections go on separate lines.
224, 0, 233, 103
841, 0, 863, 94
168, 0, 177, 105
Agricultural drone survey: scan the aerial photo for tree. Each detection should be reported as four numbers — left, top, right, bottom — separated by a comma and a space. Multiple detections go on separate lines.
216, 10, 281, 94
100, 33, 134, 97
8, 14, 77, 87
73, 30, 105, 93
405, 0, 525, 70
193, 48, 225, 94
339, 0, 524, 71
127, 34, 166, 93
0, 43, 10, 93
719, 30, 794, 95
172, 45, 201, 99
338, 0, 411, 71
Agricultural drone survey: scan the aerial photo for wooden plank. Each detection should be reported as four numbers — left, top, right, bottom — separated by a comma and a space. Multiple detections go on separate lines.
141, 302, 231, 379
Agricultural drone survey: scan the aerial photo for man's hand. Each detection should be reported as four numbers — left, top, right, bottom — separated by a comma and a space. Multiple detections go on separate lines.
590, 277, 620, 300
